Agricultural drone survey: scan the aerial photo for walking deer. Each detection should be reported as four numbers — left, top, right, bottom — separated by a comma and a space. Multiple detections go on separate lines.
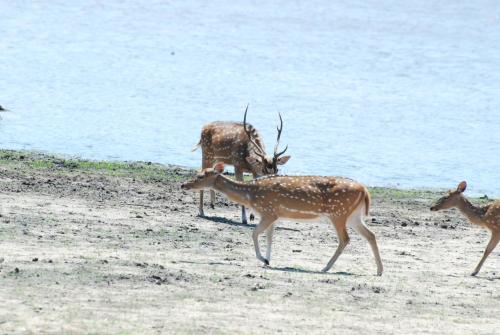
181, 162, 383, 275
191, 105, 291, 223
431, 181, 499, 276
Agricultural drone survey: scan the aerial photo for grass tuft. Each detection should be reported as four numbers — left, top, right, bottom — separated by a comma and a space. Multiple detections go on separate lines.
0, 149, 193, 182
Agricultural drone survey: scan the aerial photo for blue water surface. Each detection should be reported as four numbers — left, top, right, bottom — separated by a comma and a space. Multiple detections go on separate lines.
1, 1, 499, 195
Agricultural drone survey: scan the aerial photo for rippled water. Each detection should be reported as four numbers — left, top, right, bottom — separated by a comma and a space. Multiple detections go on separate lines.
1, 1, 499, 195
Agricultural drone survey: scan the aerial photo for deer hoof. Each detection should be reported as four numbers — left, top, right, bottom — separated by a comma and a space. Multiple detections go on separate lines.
471, 271, 478, 277
210, 204, 215, 209
249, 214, 255, 221
263, 259, 269, 266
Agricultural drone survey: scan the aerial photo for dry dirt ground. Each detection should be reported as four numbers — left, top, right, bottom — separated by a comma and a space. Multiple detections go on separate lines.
0, 151, 498, 334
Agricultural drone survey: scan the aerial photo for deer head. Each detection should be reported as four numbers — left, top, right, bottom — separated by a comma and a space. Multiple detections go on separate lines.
243, 105, 291, 175
430, 181, 467, 211
181, 162, 225, 190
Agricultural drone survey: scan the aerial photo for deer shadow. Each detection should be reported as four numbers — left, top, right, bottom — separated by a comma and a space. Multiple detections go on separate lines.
471, 275, 500, 281
176, 260, 238, 267
200, 215, 302, 232
266, 266, 361, 276
201, 215, 254, 228
446, 273, 500, 280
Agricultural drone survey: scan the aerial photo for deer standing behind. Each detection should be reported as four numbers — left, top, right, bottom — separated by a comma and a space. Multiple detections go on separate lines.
191, 105, 291, 223
431, 181, 500, 276
181, 162, 383, 275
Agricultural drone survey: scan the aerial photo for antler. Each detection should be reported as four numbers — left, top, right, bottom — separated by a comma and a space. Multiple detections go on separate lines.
243, 104, 266, 159
273, 112, 288, 159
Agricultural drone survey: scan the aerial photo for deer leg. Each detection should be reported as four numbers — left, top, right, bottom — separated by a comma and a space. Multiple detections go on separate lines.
471, 233, 499, 276
198, 191, 205, 217
199, 156, 212, 216
209, 190, 215, 209
265, 223, 276, 263
322, 218, 350, 273
235, 168, 248, 224
249, 173, 258, 222
350, 216, 383, 276
252, 216, 276, 266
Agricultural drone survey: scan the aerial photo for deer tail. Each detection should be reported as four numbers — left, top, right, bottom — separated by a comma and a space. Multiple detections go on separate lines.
363, 188, 371, 217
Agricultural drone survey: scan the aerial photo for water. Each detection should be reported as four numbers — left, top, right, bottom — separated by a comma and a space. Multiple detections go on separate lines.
1, 1, 499, 196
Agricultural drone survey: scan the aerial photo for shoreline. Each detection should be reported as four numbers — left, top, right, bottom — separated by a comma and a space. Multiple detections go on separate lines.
0, 148, 498, 334
1, 148, 489, 201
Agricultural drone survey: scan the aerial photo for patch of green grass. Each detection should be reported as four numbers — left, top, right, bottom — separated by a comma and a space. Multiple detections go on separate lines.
0, 149, 194, 182
368, 187, 438, 200
29, 160, 56, 169
470, 196, 494, 205
369, 186, 495, 204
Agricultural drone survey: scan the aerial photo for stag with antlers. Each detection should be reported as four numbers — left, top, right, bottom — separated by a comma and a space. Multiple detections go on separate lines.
192, 106, 291, 223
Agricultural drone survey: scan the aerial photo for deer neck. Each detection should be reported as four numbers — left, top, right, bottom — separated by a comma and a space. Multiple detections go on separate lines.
456, 196, 484, 225
213, 175, 255, 207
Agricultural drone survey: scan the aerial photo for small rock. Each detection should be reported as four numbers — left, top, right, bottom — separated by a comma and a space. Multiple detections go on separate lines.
250, 283, 265, 291
401, 222, 408, 227
15, 267, 19, 273
32, 258, 39, 262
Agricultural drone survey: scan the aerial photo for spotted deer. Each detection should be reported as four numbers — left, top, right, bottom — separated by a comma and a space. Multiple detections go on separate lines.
181, 162, 383, 275
431, 181, 499, 276
192, 105, 291, 223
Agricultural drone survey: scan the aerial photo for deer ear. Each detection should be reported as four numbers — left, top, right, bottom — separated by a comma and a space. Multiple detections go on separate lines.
213, 162, 225, 174
276, 155, 291, 165
245, 156, 258, 165
457, 181, 467, 193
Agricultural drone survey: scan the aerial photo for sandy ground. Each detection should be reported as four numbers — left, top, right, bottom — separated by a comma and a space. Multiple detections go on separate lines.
0, 152, 498, 334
